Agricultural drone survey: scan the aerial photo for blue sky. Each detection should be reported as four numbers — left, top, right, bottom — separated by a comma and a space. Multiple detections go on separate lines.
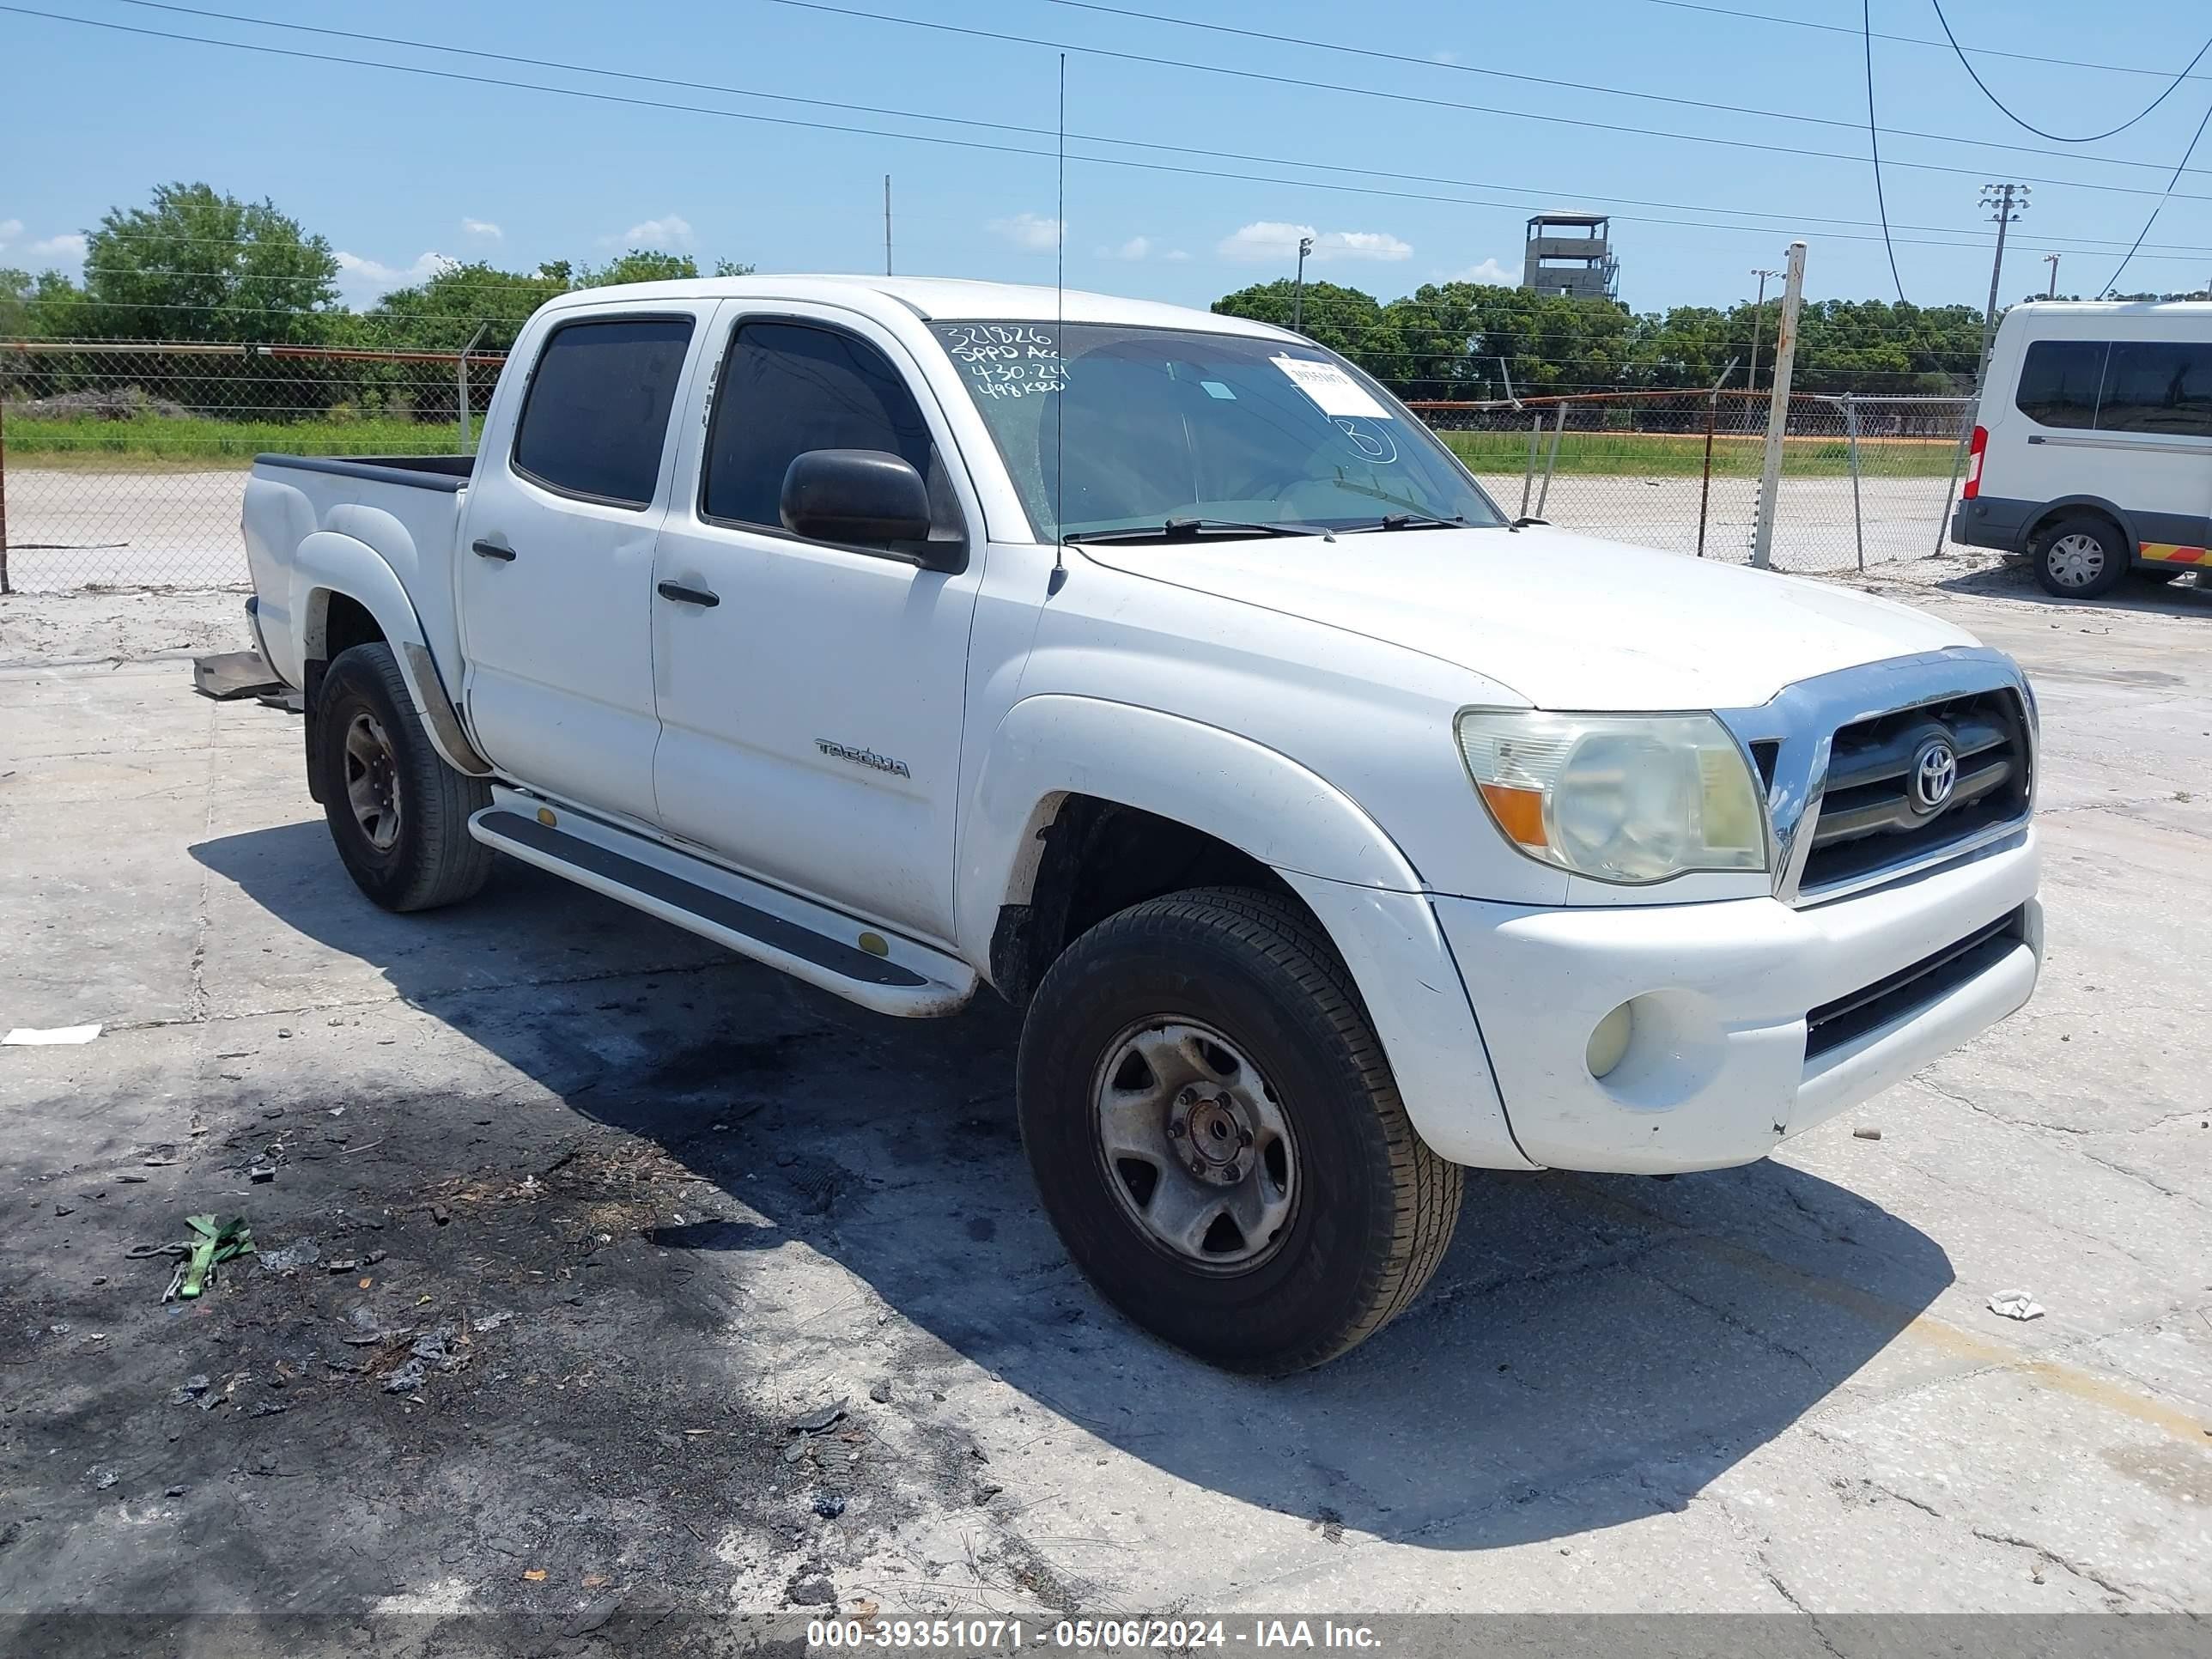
5, 0, 2212, 317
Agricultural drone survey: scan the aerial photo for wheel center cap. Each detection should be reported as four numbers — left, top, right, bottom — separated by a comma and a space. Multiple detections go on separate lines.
1170, 1091, 1255, 1185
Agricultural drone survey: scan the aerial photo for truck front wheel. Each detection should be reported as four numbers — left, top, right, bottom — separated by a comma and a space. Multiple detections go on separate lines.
1016, 886, 1462, 1372
313, 642, 494, 913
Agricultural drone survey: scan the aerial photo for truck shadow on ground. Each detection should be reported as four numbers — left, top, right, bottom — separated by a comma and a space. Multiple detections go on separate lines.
194, 822, 1954, 1558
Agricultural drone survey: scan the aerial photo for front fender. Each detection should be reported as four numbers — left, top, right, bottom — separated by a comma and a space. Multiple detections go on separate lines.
961, 696, 1533, 1170
293, 531, 489, 777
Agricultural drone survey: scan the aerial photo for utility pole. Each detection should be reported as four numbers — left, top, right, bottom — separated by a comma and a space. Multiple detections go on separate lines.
1976, 184, 2028, 381
884, 175, 893, 276
1750, 240, 1807, 571
2043, 252, 2060, 299
1747, 266, 1781, 396
1933, 184, 2030, 556
1291, 235, 1314, 332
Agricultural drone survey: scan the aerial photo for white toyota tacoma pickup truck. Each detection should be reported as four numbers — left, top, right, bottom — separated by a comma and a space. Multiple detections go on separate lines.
242, 276, 2041, 1371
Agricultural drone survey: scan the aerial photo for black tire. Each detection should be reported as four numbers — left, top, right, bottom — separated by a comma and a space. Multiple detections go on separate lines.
2031, 514, 2130, 599
313, 642, 494, 912
1016, 885, 1462, 1373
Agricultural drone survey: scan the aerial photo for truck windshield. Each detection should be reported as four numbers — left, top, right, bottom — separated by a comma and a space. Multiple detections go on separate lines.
927, 321, 1506, 544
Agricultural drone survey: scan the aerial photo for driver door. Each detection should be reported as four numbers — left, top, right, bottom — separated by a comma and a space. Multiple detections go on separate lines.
648, 304, 985, 942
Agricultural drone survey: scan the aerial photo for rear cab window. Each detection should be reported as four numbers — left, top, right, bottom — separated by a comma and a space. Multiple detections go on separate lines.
512, 316, 696, 507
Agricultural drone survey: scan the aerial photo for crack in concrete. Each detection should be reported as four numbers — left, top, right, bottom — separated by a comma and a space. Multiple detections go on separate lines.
1631, 1262, 1826, 1381
1967, 1527, 2149, 1605
101, 957, 739, 1036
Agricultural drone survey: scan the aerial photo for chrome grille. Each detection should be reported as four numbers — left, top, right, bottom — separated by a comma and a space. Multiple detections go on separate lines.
1796, 690, 2031, 897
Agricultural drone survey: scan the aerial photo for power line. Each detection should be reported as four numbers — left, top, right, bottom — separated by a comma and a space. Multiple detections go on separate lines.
1864, 0, 1907, 303
1637, 0, 2212, 86
2102, 96, 2212, 295
765, 0, 2212, 200
1035, 0, 2212, 179
1925, 0, 2212, 143
11, 0, 2212, 273
18, 6, 2212, 277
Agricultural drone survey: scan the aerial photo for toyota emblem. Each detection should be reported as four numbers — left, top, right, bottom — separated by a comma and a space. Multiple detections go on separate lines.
1910, 737, 1958, 814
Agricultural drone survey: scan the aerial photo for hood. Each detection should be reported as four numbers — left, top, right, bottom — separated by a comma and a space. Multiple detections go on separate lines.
1077, 526, 1978, 711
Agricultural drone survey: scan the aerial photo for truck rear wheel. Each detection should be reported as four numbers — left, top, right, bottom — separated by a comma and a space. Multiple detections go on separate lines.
2032, 514, 2130, 599
1016, 886, 1462, 1373
314, 642, 494, 913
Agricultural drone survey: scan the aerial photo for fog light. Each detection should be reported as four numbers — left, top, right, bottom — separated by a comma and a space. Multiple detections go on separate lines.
1587, 1001, 1635, 1079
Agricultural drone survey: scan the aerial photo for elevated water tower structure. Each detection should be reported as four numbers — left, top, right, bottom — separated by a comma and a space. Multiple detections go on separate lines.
1522, 211, 1619, 301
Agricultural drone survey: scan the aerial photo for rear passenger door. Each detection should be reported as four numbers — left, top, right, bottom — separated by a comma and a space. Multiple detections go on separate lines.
458, 308, 710, 823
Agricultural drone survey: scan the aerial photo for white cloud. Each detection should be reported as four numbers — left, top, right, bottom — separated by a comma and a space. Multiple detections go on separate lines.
30, 232, 87, 262
988, 211, 1064, 252
334, 249, 455, 298
1217, 222, 1413, 264
460, 217, 503, 240
604, 214, 694, 249
1163, 247, 1192, 263
1451, 257, 1516, 285
1097, 234, 1151, 261
0, 218, 22, 249
1429, 50, 1459, 64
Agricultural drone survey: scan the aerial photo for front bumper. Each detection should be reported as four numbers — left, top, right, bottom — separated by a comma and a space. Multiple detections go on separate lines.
1434, 828, 2041, 1173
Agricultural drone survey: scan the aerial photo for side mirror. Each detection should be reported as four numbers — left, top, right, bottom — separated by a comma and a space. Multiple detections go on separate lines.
780, 448, 937, 553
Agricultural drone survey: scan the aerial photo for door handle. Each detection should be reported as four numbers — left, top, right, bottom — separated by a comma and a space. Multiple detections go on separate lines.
471, 538, 517, 562
657, 580, 720, 608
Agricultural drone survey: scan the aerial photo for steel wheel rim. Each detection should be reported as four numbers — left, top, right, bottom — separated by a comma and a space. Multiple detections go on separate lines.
343, 712, 403, 852
1090, 1018, 1297, 1273
2049, 532, 2106, 588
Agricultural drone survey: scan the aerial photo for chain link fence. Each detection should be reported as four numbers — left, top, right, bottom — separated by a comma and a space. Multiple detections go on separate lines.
1412, 389, 1972, 572
3, 342, 1971, 595
1, 340, 506, 592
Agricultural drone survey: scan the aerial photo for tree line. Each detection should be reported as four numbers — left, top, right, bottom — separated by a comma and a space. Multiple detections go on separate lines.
1212, 278, 2005, 401
7, 181, 2203, 422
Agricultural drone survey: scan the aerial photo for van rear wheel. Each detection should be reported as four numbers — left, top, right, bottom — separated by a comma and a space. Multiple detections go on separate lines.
2032, 514, 2130, 599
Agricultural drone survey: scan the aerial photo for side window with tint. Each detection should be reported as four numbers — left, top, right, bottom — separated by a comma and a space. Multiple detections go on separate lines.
512, 317, 695, 506
2013, 340, 2105, 430
2098, 340, 2212, 436
702, 320, 953, 540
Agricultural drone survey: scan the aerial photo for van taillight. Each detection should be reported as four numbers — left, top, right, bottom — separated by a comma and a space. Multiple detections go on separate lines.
1963, 425, 1988, 500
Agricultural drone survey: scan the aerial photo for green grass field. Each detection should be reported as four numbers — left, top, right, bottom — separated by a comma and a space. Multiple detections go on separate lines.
5, 414, 1962, 481
6, 414, 464, 470
1439, 428, 1960, 480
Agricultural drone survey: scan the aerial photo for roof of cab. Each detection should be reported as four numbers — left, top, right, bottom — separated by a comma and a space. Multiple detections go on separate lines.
541, 273, 1295, 338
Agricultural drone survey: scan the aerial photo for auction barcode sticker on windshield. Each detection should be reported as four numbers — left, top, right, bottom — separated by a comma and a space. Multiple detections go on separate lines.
1271, 354, 1390, 421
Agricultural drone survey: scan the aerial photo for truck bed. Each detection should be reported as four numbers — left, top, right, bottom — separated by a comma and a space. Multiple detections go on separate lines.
252, 453, 474, 492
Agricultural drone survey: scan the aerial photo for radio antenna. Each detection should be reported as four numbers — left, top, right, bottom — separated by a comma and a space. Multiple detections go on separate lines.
1049, 51, 1069, 595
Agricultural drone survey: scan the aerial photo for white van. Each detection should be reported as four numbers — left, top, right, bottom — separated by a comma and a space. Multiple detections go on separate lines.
1952, 300, 2211, 598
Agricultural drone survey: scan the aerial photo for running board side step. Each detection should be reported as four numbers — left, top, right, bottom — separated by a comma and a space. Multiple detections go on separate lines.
467, 794, 976, 1018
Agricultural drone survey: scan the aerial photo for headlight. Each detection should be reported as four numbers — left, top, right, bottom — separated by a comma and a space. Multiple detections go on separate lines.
1455, 710, 1767, 884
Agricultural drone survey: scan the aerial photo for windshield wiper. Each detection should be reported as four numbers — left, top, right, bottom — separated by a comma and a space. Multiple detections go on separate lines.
1346, 513, 1466, 532
1062, 517, 1329, 545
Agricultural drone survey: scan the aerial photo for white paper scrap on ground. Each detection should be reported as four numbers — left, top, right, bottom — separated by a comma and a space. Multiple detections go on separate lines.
1271, 355, 1390, 421
3, 1024, 104, 1046
1987, 1289, 2045, 1321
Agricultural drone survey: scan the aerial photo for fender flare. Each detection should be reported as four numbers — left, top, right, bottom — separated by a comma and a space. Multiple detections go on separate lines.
960, 696, 1424, 953
293, 530, 491, 777
2018, 494, 2140, 559
959, 695, 1532, 1170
